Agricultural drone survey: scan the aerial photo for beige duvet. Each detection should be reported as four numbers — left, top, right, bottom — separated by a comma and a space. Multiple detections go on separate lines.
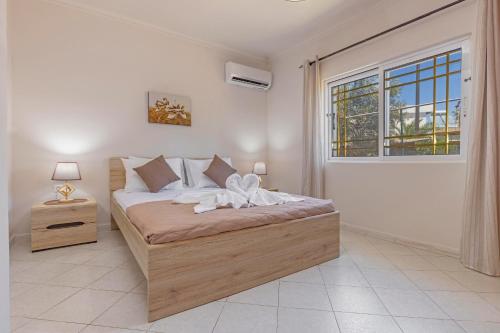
126, 198, 336, 245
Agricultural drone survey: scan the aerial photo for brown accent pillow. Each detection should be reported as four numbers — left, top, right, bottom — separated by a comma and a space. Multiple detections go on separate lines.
203, 154, 237, 188
134, 155, 180, 193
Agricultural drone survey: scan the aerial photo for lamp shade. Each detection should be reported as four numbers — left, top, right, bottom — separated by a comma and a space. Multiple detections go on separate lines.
252, 161, 267, 175
52, 162, 81, 181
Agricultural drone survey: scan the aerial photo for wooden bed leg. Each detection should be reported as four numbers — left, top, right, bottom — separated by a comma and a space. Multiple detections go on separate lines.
110, 215, 119, 230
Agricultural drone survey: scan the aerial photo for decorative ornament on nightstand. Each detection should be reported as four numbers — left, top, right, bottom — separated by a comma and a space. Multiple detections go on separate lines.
252, 161, 267, 188
51, 162, 81, 202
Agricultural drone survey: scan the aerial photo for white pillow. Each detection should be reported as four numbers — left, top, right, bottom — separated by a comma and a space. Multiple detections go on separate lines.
122, 156, 184, 192
184, 157, 233, 188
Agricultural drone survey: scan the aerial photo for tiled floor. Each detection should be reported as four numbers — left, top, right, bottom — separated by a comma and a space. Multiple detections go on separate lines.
9, 229, 500, 333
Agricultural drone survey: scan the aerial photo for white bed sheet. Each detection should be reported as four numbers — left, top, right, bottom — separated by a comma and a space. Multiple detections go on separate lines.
113, 188, 223, 210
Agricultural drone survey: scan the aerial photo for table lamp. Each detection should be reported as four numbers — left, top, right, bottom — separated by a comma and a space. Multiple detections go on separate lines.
52, 162, 81, 202
252, 161, 267, 187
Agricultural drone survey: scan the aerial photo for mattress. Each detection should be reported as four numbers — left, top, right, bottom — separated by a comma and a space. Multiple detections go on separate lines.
113, 189, 336, 245
113, 188, 222, 209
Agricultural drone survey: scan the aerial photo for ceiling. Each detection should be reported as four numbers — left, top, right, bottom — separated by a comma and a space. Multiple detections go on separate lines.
57, 0, 380, 59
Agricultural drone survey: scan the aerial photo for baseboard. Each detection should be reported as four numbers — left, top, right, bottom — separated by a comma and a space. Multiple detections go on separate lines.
341, 222, 460, 258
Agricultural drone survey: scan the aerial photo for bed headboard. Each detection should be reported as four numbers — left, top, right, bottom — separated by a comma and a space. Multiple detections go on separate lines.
110, 157, 127, 192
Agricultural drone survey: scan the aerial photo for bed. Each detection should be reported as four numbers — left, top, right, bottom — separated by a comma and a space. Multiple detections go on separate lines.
109, 157, 340, 322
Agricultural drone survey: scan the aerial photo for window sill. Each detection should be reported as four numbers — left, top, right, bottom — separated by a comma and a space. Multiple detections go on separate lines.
326, 158, 466, 164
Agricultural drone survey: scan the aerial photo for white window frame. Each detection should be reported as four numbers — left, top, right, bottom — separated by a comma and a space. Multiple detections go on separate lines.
324, 37, 471, 162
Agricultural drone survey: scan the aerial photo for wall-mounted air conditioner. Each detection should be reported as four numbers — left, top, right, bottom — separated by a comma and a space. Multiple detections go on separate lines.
225, 62, 272, 90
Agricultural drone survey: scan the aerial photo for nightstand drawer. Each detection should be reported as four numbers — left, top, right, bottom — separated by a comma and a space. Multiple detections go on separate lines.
31, 222, 96, 251
31, 198, 97, 251
31, 204, 96, 230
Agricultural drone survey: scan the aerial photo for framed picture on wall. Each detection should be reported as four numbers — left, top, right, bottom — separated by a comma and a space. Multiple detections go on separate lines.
148, 91, 192, 126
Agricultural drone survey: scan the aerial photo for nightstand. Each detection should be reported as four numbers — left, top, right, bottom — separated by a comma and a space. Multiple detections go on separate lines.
31, 197, 97, 251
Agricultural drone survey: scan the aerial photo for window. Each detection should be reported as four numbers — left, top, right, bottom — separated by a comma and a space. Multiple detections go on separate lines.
330, 73, 379, 157
327, 42, 467, 160
384, 49, 462, 156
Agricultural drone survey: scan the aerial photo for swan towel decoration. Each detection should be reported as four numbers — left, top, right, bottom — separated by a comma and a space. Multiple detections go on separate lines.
175, 173, 304, 213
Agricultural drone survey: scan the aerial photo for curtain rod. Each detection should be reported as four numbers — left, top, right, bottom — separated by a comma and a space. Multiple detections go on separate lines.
299, 0, 467, 69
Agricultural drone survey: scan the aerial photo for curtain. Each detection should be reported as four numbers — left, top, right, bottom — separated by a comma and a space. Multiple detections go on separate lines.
461, 0, 500, 276
301, 57, 325, 198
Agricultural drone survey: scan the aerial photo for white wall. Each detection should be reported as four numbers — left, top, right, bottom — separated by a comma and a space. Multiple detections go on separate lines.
9, 0, 269, 235
268, 0, 477, 253
0, 0, 11, 329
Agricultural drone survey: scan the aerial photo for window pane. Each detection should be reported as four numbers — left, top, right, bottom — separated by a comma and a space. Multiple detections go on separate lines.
389, 84, 416, 109
385, 64, 416, 78
419, 79, 433, 105
331, 74, 379, 157
385, 73, 416, 87
384, 49, 462, 156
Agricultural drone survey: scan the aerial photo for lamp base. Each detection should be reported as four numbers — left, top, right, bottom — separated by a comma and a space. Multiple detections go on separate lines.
56, 182, 76, 202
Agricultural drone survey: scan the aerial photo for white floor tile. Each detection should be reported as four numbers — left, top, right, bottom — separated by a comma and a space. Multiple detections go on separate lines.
350, 253, 396, 270
8, 229, 500, 332
385, 255, 437, 270
10, 316, 34, 331
85, 248, 133, 267
277, 307, 339, 333
10, 285, 79, 317
13, 319, 86, 333
424, 256, 468, 272
49, 247, 102, 265
39, 288, 124, 324
375, 288, 449, 319
93, 293, 151, 330
10, 246, 66, 262
81, 326, 145, 332
320, 265, 369, 287
130, 280, 147, 294
149, 301, 224, 333
279, 282, 332, 311
50, 265, 113, 288
395, 317, 466, 333
11, 261, 76, 283
213, 302, 277, 333
10, 282, 37, 298
319, 254, 356, 268
327, 285, 388, 315
404, 270, 467, 291
362, 269, 417, 290
88, 266, 144, 292
281, 266, 324, 284
447, 271, 500, 293
427, 291, 500, 322
228, 281, 279, 306
343, 242, 380, 255
478, 293, 500, 311
9, 260, 37, 275
458, 321, 500, 333
335, 312, 401, 333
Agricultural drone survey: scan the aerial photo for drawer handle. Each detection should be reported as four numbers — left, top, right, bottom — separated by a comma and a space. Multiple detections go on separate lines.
47, 222, 85, 230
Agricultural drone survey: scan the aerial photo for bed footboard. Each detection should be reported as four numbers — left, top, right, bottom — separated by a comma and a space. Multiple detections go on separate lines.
147, 211, 339, 321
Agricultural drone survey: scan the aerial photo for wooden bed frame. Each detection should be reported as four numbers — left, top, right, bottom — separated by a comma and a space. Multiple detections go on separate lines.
109, 157, 340, 322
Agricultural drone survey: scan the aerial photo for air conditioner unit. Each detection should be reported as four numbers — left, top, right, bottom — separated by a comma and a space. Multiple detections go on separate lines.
225, 62, 272, 90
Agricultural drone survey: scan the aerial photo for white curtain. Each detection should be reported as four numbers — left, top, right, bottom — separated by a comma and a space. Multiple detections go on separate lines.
461, 0, 500, 276
301, 57, 325, 198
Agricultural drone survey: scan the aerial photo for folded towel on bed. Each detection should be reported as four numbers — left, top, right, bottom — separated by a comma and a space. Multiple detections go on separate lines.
174, 173, 303, 213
